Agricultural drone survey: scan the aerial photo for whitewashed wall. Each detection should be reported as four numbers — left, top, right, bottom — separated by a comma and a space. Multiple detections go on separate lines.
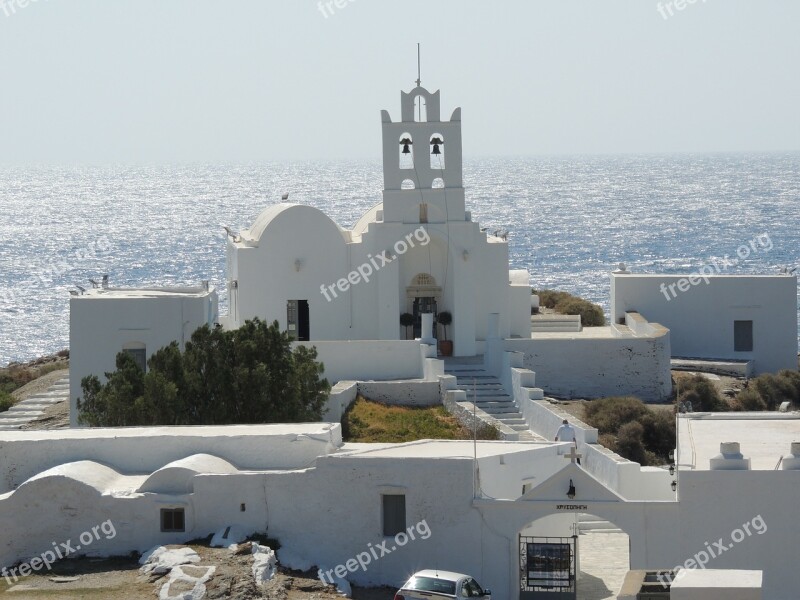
504, 326, 672, 402
611, 273, 798, 374
0, 424, 340, 494
293, 340, 424, 383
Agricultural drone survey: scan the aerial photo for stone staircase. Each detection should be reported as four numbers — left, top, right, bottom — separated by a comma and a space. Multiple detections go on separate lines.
531, 314, 582, 333
0, 377, 69, 431
577, 513, 623, 535
444, 363, 542, 442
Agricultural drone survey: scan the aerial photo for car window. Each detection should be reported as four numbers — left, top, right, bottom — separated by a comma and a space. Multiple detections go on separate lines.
463, 578, 484, 597
406, 576, 457, 595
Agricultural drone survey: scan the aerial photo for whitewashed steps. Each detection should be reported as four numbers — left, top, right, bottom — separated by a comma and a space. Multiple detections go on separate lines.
578, 513, 623, 534
0, 377, 69, 430
445, 364, 543, 442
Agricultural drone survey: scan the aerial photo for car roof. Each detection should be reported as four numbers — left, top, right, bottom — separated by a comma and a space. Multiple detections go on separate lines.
410, 569, 469, 582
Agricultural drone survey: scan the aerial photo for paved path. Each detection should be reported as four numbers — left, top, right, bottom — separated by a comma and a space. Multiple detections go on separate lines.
0, 377, 69, 430
577, 531, 629, 600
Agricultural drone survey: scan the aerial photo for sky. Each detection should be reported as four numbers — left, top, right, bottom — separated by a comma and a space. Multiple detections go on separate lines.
0, 0, 798, 163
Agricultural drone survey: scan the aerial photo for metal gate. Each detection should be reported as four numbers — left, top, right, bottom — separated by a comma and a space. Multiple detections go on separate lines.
519, 535, 577, 600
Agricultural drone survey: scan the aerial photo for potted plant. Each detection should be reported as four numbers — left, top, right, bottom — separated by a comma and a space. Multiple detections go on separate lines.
400, 313, 414, 340
437, 311, 453, 356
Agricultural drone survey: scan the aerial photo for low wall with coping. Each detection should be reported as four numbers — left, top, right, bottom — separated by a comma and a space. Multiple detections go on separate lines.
504, 321, 672, 402
509, 365, 673, 500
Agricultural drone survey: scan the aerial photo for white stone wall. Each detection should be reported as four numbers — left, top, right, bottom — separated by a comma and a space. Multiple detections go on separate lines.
293, 340, 424, 383
0, 424, 340, 494
505, 328, 672, 402
611, 273, 798, 374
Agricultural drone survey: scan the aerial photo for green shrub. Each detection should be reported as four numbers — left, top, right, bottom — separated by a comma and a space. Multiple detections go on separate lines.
533, 290, 572, 309
532, 289, 606, 326
731, 388, 768, 411
553, 297, 606, 327
751, 373, 797, 410
0, 368, 37, 395
78, 318, 330, 427
0, 392, 13, 412
615, 421, 657, 467
584, 396, 649, 435
639, 411, 677, 461
587, 397, 675, 465
778, 370, 800, 407
676, 374, 728, 412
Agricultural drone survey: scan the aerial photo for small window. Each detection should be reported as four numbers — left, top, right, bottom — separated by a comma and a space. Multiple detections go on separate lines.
124, 348, 146, 373
161, 508, 185, 532
382, 494, 406, 536
419, 203, 428, 223
734, 320, 753, 352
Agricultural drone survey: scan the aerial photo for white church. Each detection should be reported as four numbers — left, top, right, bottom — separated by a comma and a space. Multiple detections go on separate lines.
2, 81, 799, 599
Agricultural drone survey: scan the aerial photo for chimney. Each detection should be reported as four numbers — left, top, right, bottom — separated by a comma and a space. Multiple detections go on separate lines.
781, 442, 800, 470
709, 442, 751, 470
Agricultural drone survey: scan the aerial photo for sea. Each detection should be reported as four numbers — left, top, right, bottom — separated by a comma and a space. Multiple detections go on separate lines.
1, 153, 799, 367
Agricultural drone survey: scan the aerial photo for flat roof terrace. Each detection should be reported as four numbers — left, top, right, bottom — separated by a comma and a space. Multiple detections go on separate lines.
677, 413, 800, 471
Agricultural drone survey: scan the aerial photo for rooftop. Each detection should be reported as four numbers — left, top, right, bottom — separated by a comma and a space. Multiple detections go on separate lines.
73, 286, 215, 299
334, 439, 554, 459
0, 422, 337, 442
677, 413, 800, 471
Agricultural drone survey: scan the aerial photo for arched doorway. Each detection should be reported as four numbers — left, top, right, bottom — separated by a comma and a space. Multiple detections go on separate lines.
518, 513, 630, 600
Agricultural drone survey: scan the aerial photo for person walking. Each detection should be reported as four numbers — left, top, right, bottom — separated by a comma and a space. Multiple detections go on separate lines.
555, 419, 576, 444
555, 419, 580, 464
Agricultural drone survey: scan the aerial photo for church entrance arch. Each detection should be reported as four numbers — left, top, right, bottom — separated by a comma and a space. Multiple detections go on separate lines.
517, 512, 630, 600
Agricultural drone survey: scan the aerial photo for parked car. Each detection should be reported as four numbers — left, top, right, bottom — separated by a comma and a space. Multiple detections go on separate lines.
394, 569, 492, 599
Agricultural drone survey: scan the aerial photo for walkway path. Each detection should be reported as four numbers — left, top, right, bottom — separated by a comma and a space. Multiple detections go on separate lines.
0, 376, 69, 430
578, 531, 629, 600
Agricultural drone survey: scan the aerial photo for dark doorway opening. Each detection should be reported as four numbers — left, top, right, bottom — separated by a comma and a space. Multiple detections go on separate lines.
287, 300, 310, 341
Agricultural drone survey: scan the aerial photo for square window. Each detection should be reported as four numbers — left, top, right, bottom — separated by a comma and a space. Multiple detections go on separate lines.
382, 494, 406, 536
161, 508, 185, 532
734, 320, 753, 352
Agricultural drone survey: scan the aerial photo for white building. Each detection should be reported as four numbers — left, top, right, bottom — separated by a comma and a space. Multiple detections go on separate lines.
611, 272, 798, 375
2, 408, 797, 598
69, 285, 218, 426
223, 84, 532, 355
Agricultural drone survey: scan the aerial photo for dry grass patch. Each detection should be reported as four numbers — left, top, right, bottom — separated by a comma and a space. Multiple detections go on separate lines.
342, 396, 499, 443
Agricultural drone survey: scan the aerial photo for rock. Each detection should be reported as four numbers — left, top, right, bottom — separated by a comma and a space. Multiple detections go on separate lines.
251, 544, 277, 585
231, 542, 253, 556
50, 576, 80, 583
140, 546, 201, 576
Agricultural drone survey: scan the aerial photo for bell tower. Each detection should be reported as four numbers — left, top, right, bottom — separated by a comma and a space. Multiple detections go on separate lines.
379, 84, 466, 224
